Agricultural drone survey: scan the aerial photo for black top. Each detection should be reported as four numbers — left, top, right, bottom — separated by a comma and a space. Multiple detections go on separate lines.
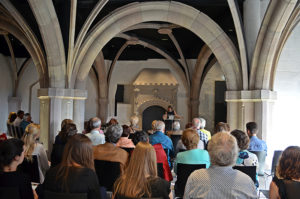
36, 166, 101, 199
50, 143, 65, 168
0, 170, 34, 199
115, 176, 170, 199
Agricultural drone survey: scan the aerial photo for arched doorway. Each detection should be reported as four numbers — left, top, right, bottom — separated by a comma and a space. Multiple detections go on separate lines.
142, 105, 165, 131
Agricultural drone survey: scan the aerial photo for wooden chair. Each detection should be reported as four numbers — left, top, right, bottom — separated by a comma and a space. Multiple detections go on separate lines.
233, 166, 256, 183
44, 190, 87, 199
175, 163, 206, 198
18, 155, 40, 183
94, 160, 121, 191
0, 186, 20, 199
249, 150, 266, 176
6, 123, 13, 137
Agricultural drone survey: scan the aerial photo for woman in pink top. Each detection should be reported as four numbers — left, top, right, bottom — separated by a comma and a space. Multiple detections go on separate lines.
116, 125, 135, 148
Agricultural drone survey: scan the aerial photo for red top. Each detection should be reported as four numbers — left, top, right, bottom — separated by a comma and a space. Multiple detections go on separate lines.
0, 133, 7, 142
153, 143, 173, 181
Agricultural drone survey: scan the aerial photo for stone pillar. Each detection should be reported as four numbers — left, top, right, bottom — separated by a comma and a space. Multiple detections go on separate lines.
98, 98, 108, 123
8, 97, 21, 112
189, 99, 199, 120
244, 0, 261, 60
38, 88, 87, 153
226, 90, 277, 140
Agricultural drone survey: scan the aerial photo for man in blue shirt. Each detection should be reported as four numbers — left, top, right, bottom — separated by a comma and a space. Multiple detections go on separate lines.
246, 122, 267, 153
20, 113, 32, 132
149, 120, 174, 167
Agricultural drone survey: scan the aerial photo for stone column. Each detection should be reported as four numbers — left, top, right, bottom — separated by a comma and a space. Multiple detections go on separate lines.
8, 97, 21, 112
189, 99, 200, 120
38, 88, 87, 153
98, 97, 108, 123
226, 90, 277, 140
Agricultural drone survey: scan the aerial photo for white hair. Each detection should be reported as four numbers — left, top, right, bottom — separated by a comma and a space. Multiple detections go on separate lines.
155, 121, 165, 131
192, 118, 201, 129
130, 115, 139, 125
91, 117, 101, 129
199, 117, 206, 129
173, 121, 180, 130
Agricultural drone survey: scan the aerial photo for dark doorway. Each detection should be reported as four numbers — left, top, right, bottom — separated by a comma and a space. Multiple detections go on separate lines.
142, 106, 165, 131
214, 81, 227, 127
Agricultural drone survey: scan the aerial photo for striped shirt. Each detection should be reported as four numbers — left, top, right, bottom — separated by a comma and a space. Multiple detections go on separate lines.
184, 166, 257, 199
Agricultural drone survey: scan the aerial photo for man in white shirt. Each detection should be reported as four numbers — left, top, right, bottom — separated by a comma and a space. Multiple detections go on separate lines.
85, 117, 105, 146
13, 110, 24, 126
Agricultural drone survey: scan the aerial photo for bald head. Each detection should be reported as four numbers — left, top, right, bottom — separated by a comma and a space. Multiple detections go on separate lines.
192, 118, 201, 129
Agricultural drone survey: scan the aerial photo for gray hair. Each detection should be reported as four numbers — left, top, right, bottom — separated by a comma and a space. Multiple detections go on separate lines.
155, 120, 165, 131
192, 118, 201, 129
24, 113, 31, 121
199, 117, 206, 129
90, 117, 101, 129
105, 124, 123, 143
208, 132, 238, 166
173, 121, 180, 130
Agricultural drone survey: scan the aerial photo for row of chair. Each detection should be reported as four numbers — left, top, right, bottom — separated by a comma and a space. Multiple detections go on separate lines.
6, 123, 24, 139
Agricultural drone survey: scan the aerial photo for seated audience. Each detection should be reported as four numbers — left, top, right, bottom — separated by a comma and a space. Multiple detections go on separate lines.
184, 132, 257, 199
86, 117, 105, 146
174, 129, 210, 173
113, 142, 171, 199
199, 117, 211, 140
192, 118, 208, 146
246, 122, 267, 153
13, 110, 24, 126
129, 115, 140, 133
7, 112, 17, 125
167, 121, 183, 137
93, 124, 129, 173
148, 120, 157, 135
132, 130, 149, 145
269, 146, 300, 199
231, 129, 259, 186
149, 121, 174, 167
185, 122, 193, 129
116, 125, 135, 148
22, 123, 49, 183
51, 123, 77, 167
108, 118, 119, 126
20, 113, 32, 132
36, 134, 101, 199
54, 119, 73, 144
0, 138, 34, 199
214, 122, 230, 134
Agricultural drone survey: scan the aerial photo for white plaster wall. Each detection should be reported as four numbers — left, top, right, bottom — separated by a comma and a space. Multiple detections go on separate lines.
108, 59, 189, 127
85, 72, 99, 121
0, 54, 13, 133
271, 24, 300, 154
116, 103, 132, 125
199, 63, 225, 133
16, 59, 40, 123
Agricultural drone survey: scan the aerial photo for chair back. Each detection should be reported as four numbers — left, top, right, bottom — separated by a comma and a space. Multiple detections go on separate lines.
249, 150, 266, 176
170, 135, 181, 150
157, 163, 164, 179
233, 166, 256, 183
175, 163, 206, 197
6, 123, 13, 137
18, 155, 40, 183
120, 147, 134, 154
283, 180, 300, 199
15, 126, 24, 139
94, 160, 121, 191
271, 150, 283, 175
44, 190, 87, 199
0, 186, 20, 199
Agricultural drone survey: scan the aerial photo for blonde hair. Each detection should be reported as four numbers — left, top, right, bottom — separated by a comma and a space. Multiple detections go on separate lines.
22, 123, 40, 161
113, 142, 157, 198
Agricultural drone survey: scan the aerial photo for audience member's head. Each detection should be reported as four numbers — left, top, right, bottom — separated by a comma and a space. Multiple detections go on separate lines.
61, 119, 73, 129
276, 146, 300, 180
0, 138, 24, 171
192, 118, 201, 129
23, 124, 40, 160
113, 142, 157, 198
182, 129, 199, 150
172, 121, 181, 131
246, 122, 258, 137
154, 120, 165, 132
57, 134, 94, 190
151, 120, 157, 130
121, 125, 131, 137
58, 123, 78, 143
89, 117, 101, 130
17, 110, 24, 119
130, 115, 139, 126
185, 122, 193, 129
8, 112, 17, 123
208, 132, 238, 167
199, 117, 206, 129
108, 118, 118, 126
214, 122, 230, 133
24, 113, 31, 122
105, 124, 123, 143
230, 129, 250, 151
132, 131, 149, 145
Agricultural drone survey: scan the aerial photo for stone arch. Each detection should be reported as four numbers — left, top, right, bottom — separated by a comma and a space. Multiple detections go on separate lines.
250, 0, 298, 90
72, 1, 242, 91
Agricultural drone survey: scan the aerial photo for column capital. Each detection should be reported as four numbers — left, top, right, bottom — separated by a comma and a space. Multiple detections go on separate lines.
38, 88, 87, 100
225, 90, 277, 102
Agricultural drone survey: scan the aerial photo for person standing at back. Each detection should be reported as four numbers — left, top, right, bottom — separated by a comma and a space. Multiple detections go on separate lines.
246, 122, 267, 153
